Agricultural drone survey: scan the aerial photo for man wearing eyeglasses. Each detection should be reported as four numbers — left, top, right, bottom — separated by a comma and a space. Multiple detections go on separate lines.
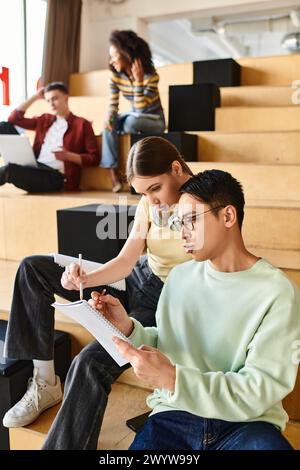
92, 170, 299, 450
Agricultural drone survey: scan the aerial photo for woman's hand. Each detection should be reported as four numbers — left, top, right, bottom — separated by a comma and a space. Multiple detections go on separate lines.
131, 58, 144, 82
104, 113, 116, 132
61, 263, 87, 290
89, 291, 134, 336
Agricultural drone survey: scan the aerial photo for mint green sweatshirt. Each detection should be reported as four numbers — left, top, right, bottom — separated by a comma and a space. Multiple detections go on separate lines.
128, 258, 300, 430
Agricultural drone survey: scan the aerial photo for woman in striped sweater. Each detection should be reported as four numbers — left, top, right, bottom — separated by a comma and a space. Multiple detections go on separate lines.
101, 30, 166, 192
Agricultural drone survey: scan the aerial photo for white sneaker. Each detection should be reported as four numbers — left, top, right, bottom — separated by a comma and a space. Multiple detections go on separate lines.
2, 369, 63, 428
112, 182, 122, 193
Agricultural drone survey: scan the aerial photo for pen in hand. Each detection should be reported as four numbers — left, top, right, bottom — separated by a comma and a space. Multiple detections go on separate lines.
79, 253, 83, 300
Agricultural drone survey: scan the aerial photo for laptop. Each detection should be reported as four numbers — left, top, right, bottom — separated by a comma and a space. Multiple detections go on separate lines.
0, 135, 37, 167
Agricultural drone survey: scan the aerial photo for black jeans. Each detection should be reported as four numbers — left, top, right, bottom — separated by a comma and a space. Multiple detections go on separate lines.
0, 121, 19, 135
0, 162, 64, 192
4, 254, 163, 449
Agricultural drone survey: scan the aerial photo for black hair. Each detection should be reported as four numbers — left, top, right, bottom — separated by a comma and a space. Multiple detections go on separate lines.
44, 82, 68, 94
180, 169, 245, 228
109, 29, 155, 75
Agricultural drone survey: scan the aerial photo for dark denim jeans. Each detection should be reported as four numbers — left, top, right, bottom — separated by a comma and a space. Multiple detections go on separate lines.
129, 411, 293, 451
3, 254, 163, 449
0, 163, 64, 192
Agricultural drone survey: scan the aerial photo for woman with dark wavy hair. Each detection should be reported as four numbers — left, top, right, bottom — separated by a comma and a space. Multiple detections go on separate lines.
101, 30, 166, 192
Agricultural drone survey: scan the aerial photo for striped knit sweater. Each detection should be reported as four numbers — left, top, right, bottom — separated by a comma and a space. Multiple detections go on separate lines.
109, 71, 163, 115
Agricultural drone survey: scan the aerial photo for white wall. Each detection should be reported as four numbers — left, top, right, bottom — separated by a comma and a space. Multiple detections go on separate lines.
79, 0, 300, 72
80, 8, 148, 72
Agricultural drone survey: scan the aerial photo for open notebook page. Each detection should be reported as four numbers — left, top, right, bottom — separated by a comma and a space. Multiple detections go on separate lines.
52, 300, 130, 366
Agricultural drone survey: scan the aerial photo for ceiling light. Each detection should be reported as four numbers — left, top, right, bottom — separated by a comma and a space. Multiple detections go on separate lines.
281, 32, 300, 51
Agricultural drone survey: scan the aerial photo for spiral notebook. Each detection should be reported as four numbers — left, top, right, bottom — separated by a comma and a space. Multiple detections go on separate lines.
52, 300, 130, 366
52, 253, 126, 291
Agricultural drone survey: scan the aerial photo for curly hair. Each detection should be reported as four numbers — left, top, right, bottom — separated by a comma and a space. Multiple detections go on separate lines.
109, 29, 155, 75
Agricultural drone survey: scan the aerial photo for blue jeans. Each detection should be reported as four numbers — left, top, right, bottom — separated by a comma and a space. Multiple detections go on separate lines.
129, 411, 293, 450
101, 112, 165, 168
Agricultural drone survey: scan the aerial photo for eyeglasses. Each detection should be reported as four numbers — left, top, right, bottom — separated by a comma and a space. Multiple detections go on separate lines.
169, 206, 224, 232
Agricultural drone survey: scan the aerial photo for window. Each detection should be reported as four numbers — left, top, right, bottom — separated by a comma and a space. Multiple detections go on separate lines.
0, 0, 47, 120
25, 0, 47, 97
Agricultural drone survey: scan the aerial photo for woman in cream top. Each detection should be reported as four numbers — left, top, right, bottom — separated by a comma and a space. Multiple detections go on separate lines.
134, 194, 190, 283
63, 135, 194, 310
41, 136, 195, 450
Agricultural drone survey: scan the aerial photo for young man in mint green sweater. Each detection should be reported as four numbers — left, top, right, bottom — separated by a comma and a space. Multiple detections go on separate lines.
91, 170, 300, 450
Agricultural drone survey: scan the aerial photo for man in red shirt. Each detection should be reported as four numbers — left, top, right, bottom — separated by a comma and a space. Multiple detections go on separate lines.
0, 82, 99, 192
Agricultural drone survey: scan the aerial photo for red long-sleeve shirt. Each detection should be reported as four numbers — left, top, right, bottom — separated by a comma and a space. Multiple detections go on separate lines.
8, 109, 100, 191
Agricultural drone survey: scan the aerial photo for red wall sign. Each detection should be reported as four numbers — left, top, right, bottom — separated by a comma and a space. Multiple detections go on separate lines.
0, 67, 10, 106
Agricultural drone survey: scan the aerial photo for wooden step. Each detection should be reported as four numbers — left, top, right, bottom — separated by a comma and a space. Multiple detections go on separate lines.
28, 89, 300, 136
77, 132, 300, 190
188, 162, 300, 201
1, 188, 300, 268
284, 268, 300, 288
69, 63, 193, 97
196, 131, 300, 164
237, 53, 300, 86
220, 86, 295, 107
29, 82, 300, 139
216, 106, 300, 132
243, 199, 300, 254
0, 259, 18, 312
157, 63, 193, 94
31, 88, 299, 136
9, 382, 150, 450
26, 125, 300, 171
249, 248, 300, 271
0, 187, 139, 261
69, 55, 300, 93
69, 70, 110, 96
283, 421, 300, 450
